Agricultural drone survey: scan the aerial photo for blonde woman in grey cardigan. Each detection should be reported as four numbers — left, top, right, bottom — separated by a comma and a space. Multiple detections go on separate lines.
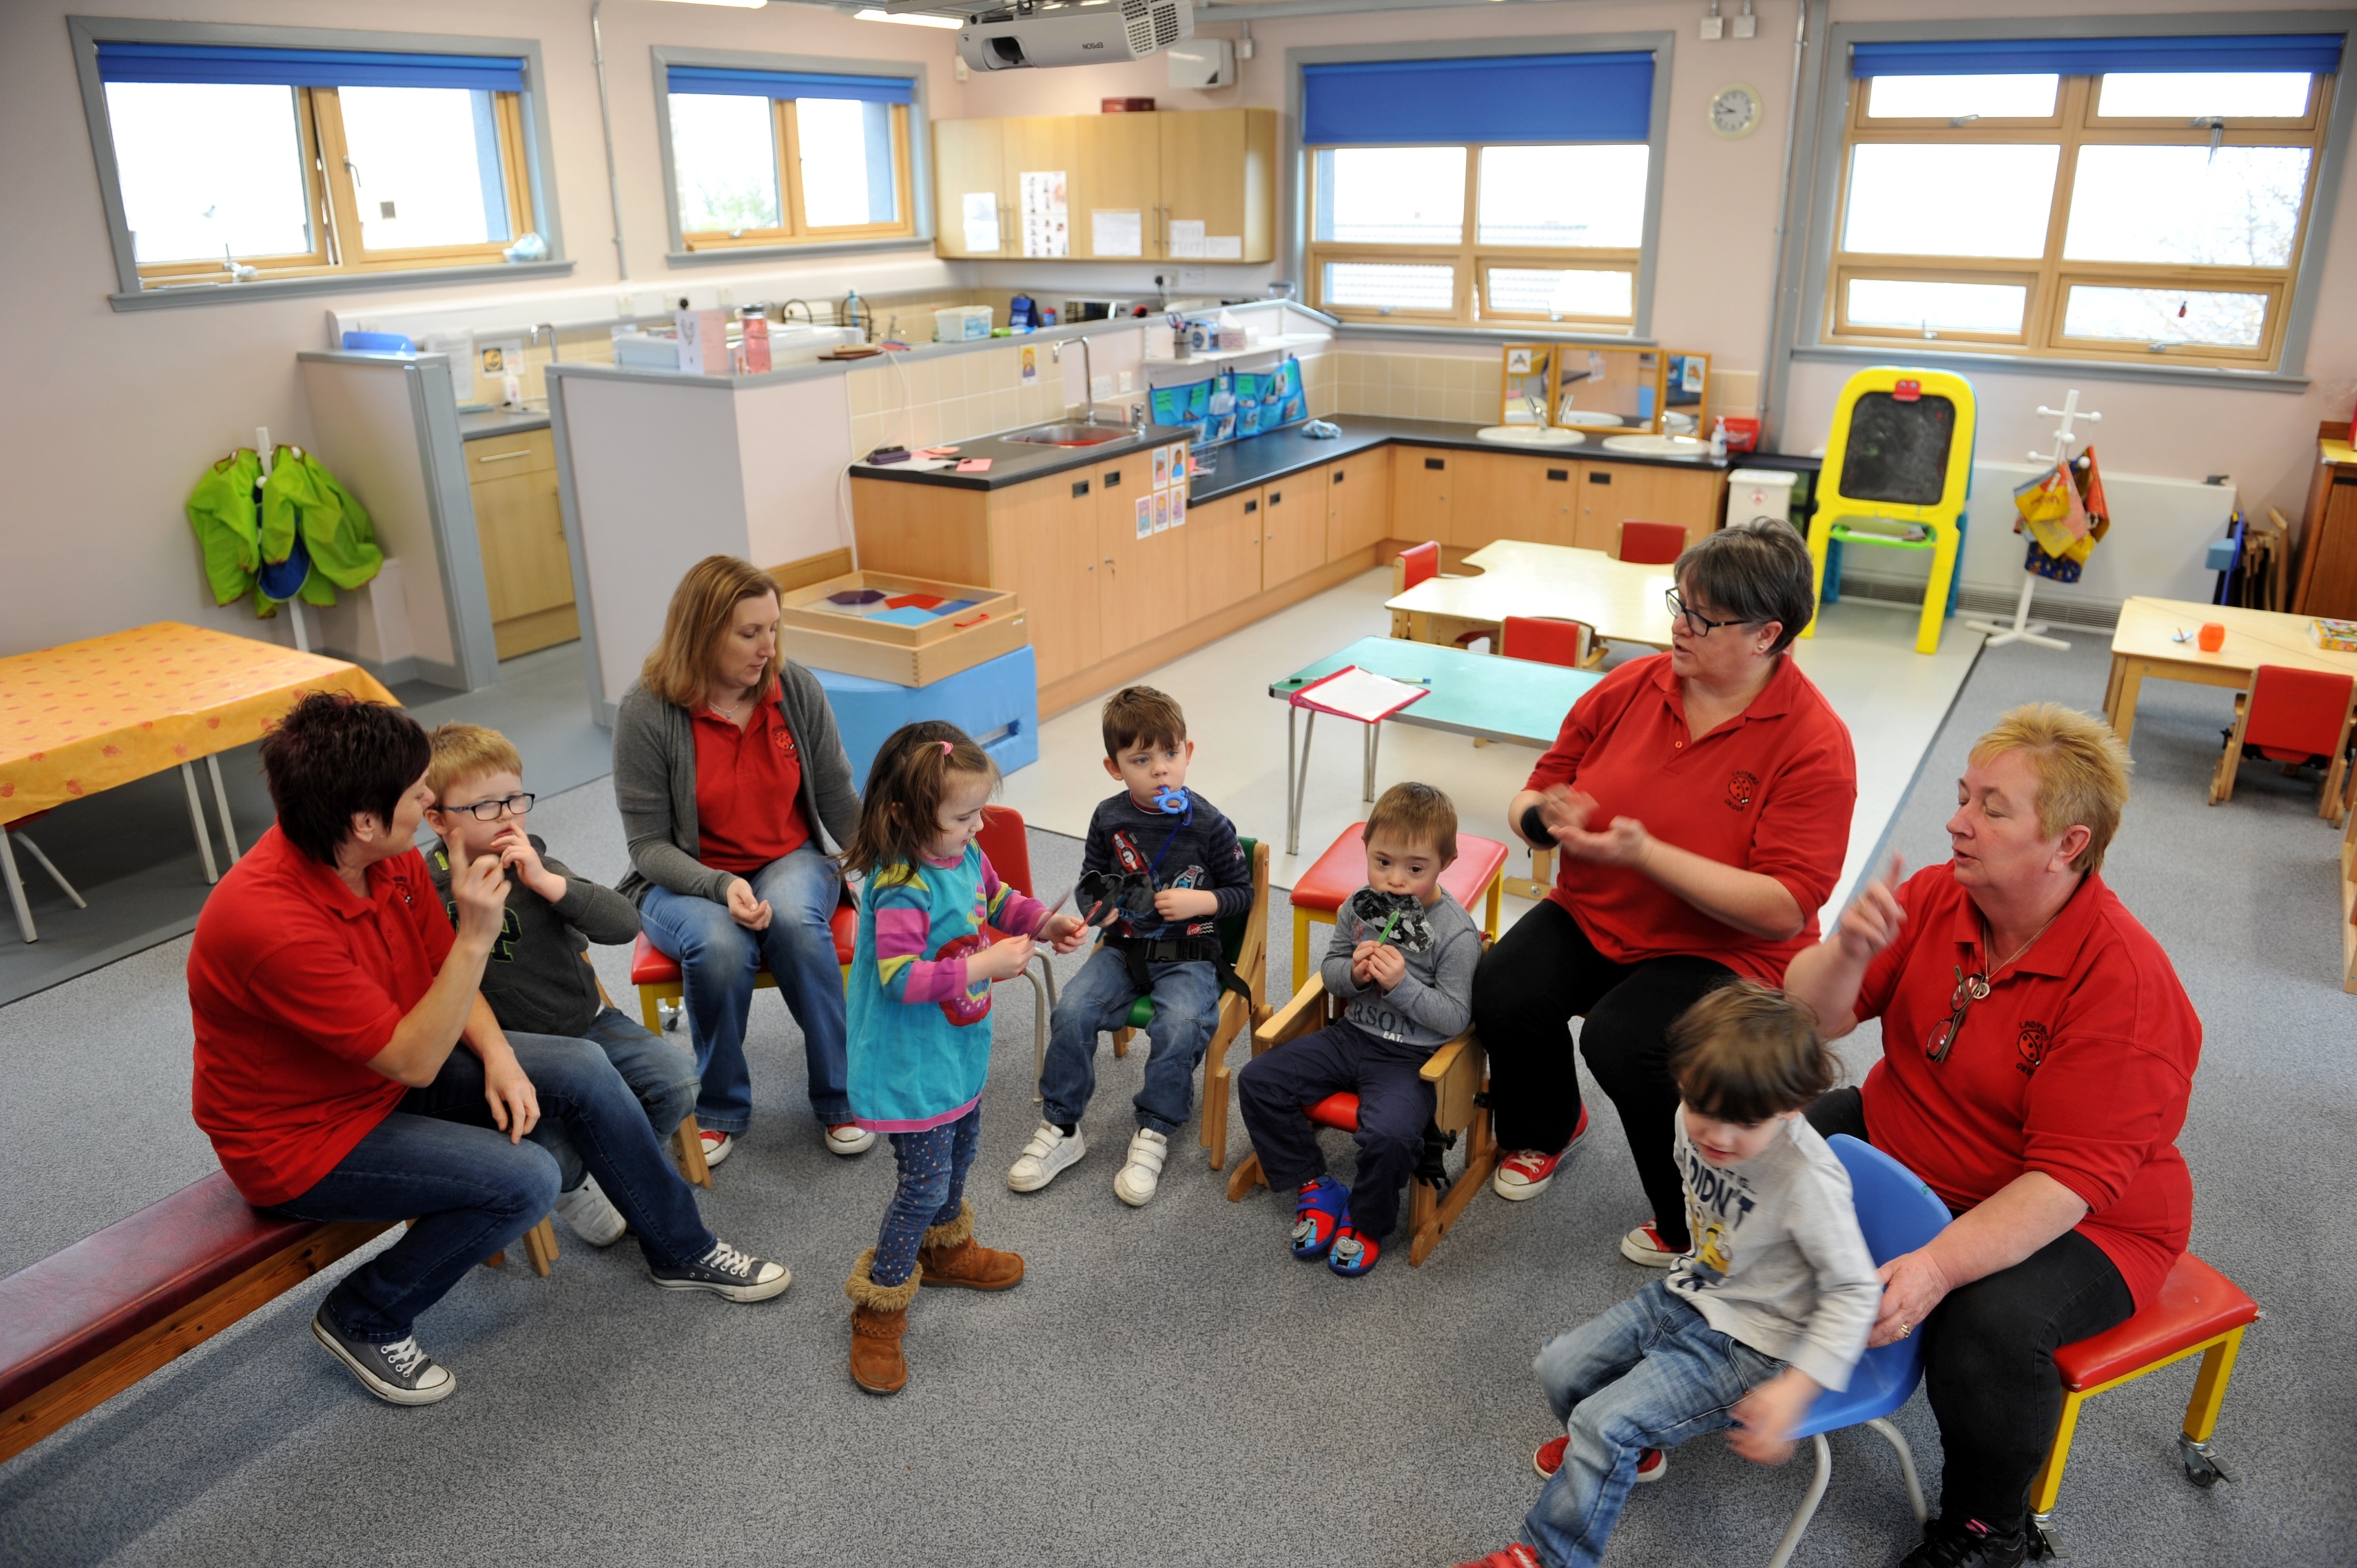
615, 555, 866, 1169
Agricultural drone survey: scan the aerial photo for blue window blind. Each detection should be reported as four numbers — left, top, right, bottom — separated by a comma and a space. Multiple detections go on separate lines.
665, 65, 915, 105
95, 41, 524, 92
1303, 52, 1654, 146
1851, 35, 2344, 78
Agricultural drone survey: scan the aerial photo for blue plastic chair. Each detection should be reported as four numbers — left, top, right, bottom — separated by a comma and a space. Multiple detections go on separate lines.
1762, 1134, 1955, 1568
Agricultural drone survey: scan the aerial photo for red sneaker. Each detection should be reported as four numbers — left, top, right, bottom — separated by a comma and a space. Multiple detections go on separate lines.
1450, 1546, 1542, 1568
1492, 1107, 1589, 1201
1619, 1220, 1682, 1267
1533, 1436, 1666, 1484
699, 1129, 736, 1168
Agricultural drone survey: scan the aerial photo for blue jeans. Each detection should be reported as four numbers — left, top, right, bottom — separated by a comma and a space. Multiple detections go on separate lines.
266, 1033, 717, 1344
530, 1006, 700, 1191
872, 1106, 981, 1288
1524, 1280, 1785, 1568
1039, 944, 1220, 1136
638, 843, 850, 1132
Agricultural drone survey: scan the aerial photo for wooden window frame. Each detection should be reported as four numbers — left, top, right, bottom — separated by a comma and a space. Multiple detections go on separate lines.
678, 99, 916, 253
129, 83, 537, 287
1825, 72, 2333, 370
1303, 144, 1644, 332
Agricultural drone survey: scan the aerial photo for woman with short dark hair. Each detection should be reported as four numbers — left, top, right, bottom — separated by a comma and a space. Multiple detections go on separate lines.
1471, 520, 1859, 1267
188, 693, 789, 1407
612, 555, 864, 1168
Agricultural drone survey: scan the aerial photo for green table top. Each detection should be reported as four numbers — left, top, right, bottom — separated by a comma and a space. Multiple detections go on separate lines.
1270, 636, 1602, 746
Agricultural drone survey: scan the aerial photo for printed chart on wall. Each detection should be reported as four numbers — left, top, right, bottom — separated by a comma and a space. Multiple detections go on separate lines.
961, 192, 1000, 253
1165, 221, 1242, 261
1136, 441, 1191, 539
1091, 209, 1141, 258
1021, 171, 1068, 258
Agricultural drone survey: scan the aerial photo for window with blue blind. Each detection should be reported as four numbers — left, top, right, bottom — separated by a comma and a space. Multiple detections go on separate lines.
81, 28, 552, 292
1300, 48, 1665, 330
1822, 28, 2344, 369
657, 56, 919, 252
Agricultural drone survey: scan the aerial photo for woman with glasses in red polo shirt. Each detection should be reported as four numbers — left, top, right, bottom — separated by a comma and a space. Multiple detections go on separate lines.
1783, 706, 2197, 1568
1473, 519, 1857, 1268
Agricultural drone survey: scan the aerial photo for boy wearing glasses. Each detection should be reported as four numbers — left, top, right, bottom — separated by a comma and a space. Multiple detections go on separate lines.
424, 723, 698, 1248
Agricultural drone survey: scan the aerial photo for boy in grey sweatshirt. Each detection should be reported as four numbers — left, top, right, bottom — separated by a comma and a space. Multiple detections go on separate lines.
1455, 981, 1880, 1568
1237, 783, 1483, 1277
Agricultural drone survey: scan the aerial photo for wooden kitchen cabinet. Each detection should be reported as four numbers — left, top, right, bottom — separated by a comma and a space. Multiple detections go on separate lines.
1326, 450, 1392, 558
1260, 469, 1330, 587
1186, 490, 1263, 621
932, 118, 1008, 258
465, 428, 577, 658
1455, 451, 1579, 550
1092, 452, 1188, 658
1075, 113, 1161, 260
1155, 109, 1277, 262
1576, 462, 1726, 555
1393, 449, 1456, 545
989, 472, 1100, 685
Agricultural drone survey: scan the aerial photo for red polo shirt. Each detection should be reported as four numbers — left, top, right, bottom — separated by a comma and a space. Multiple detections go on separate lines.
1853, 864, 2199, 1310
693, 693, 810, 874
187, 826, 455, 1207
1526, 651, 1855, 984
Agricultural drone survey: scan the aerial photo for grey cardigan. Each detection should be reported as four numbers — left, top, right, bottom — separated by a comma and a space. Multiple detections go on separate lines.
611, 660, 861, 906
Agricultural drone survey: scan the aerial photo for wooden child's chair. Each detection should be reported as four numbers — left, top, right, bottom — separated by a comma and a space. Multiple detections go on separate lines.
974, 804, 1063, 1101
1501, 614, 1605, 671
1615, 520, 1688, 565
2210, 664, 2356, 824
1104, 839, 1270, 1172
1225, 948, 1497, 1267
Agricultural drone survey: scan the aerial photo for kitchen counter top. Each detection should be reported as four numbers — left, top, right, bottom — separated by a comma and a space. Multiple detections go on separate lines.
459, 407, 551, 441
852, 414, 1817, 506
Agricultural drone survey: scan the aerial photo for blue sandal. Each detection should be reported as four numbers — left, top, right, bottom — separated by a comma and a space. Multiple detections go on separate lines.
1290, 1177, 1349, 1259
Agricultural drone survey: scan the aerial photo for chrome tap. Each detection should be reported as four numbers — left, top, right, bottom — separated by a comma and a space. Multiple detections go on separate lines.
532, 322, 561, 363
778, 298, 814, 324
1051, 335, 1096, 425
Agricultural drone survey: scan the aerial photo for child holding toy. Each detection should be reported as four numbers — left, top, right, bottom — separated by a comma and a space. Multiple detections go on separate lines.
839, 724, 1086, 1395
1236, 783, 1482, 1277
1453, 982, 1879, 1568
423, 722, 699, 1248
1009, 685, 1254, 1207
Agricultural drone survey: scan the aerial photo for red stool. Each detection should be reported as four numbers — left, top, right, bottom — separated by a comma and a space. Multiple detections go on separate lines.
2027, 1252, 2260, 1556
1287, 822, 1507, 997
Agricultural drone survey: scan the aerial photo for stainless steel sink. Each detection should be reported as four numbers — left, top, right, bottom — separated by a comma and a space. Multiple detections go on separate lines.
1001, 423, 1137, 447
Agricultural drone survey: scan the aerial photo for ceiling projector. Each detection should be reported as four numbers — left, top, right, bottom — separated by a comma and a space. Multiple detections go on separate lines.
958, 0, 1194, 70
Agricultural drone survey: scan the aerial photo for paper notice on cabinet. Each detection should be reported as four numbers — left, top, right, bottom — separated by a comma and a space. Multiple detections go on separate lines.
1170, 491, 1186, 529
1154, 491, 1171, 534
1090, 209, 1142, 258
1136, 495, 1153, 540
961, 192, 999, 253
1168, 219, 1205, 258
1205, 234, 1243, 260
1020, 171, 1068, 258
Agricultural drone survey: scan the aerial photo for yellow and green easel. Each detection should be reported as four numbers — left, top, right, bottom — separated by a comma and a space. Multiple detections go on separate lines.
1802, 367, 1977, 654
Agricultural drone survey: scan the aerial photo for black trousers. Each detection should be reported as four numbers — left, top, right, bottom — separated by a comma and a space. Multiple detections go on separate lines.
1807, 1088, 2137, 1532
1236, 1018, 1434, 1241
1470, 899, 1735, 1249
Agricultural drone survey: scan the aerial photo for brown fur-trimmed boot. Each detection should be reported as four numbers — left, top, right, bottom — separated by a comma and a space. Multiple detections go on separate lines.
916, 1201, 1026, 1291
844, 1248, 921, 1395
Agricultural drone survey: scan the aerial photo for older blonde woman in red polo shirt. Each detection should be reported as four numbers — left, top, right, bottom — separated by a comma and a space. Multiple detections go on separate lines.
1473, 519, 1856, 1267
1783, 705, 2197, 1568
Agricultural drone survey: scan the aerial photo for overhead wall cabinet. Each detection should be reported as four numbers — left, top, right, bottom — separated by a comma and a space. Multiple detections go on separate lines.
932, 108, 1275, 261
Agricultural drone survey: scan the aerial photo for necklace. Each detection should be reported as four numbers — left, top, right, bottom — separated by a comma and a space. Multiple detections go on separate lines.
1924, 905, 2064, 1064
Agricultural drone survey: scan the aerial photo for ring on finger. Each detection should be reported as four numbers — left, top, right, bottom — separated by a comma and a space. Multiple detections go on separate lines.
1896, 1321, 1913, 1339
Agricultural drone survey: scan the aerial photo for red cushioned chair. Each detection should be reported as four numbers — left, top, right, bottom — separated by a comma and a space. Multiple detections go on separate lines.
1225, 941, 1497, 1267
2210, 664, 2356, 823
1287, 822, 1508, 1000
1393, 539, 1441, 594
975, 804, 1062, 1100
2027, 1252, 2260, 1558
1616, 520, 1689, 565
1502, 614, 1604, 671
630, 889, 858, 1186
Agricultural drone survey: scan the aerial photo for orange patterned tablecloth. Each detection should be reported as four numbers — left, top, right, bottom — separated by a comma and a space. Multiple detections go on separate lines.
0, 623, 397, 825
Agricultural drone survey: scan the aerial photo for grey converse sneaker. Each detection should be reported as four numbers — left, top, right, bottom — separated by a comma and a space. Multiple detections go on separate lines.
552, 1175, 627, 1246
1113, 1127, 1170, 1206
649, 1238, 791, 1302
309, 1306, 456, 1405
1007, 1123, 1088, 1192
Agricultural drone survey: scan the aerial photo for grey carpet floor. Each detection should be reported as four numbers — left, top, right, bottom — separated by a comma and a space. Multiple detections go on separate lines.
1, 634, 2348, 1567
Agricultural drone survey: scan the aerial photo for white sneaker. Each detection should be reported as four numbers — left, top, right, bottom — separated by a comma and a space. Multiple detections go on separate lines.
826, 1122, 877, 1156
1007, 1124, 1087, 1192
552, 1175, 627, 1246
1113, 1128, 1170, 1207
699, 1129, 736, 1168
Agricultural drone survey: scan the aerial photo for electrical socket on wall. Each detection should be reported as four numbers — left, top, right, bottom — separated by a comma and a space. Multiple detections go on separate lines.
1732, 12, 1756, 38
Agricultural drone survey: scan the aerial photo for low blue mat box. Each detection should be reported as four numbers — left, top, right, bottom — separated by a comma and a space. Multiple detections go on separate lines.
776, 569, 1027, 686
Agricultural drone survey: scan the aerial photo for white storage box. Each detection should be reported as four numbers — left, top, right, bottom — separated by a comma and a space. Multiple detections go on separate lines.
933, 306, 994, 342
1727, 467, 1799, 528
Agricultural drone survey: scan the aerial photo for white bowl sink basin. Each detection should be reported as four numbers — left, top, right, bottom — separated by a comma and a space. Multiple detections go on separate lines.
1600, 433, 1711, 459
1476, 425, 1585, 448
1557, 411, 1627, 428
